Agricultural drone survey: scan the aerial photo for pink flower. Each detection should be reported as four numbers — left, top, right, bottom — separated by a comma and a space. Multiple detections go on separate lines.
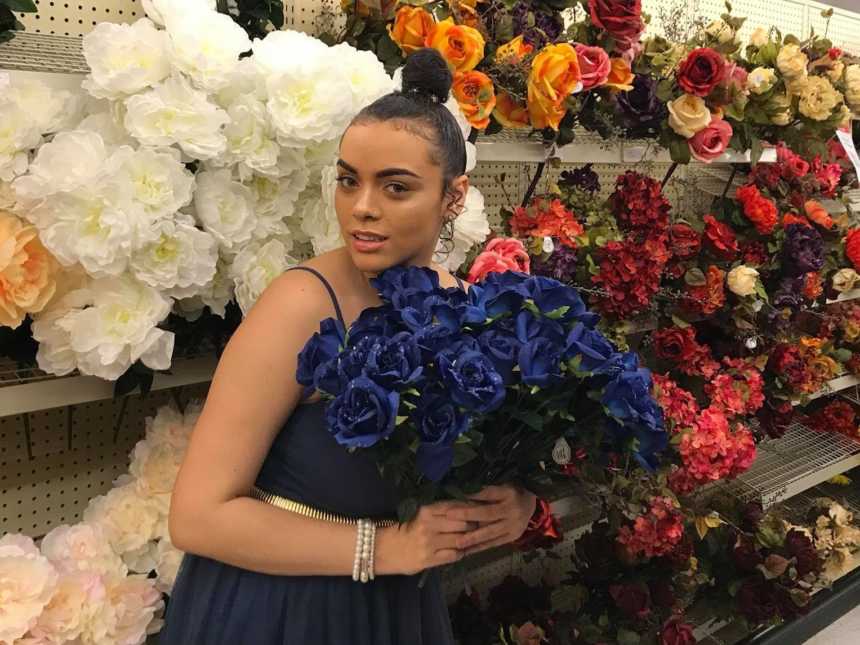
467, 237, 530, 283
689, 118, 732, 162
574, 43, 611, 90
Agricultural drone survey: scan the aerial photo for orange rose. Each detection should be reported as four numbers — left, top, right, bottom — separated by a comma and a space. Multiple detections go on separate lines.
846, 228, 860, 271
527, 43, 582, 130
804, 199, 834, 229
388, 6, 435, 55
426, 17, 485, 72
802, 272, 823, 300
782, 213, 811, 228
454, 0, 482, 28
495, 34, 534, 64
452, 70, 496, 129
604, 57, 635, 91
493, 91, 530, 129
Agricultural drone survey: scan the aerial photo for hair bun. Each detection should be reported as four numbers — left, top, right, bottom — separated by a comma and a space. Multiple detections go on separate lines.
401, 48, 452, 104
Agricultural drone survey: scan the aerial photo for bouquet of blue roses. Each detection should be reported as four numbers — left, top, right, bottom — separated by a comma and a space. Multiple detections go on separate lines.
297, 266, 666, 522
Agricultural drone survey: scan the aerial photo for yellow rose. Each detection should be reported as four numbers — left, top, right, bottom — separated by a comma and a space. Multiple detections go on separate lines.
495, 34, 533, 64
786, 75, 809, 97
727, 265, 759, 297
426, 17, 485, 73
798, 76, 841, 121
748, 67, 777, 95
769, 91, 793, 125
0, 209, 59, 329
667, 94, 712, 138
810, 355, 840, 382
749, 27, 769, 48
452, 70, 496, 130
706, 19, 736, 45
388, 6, 435, 56
833, 268, 860, 293
604, 58, 634, 92
845, 64, 860, 113
777, 43, 809, 80
826, 60, 845, 84
527, 43, 582, 130
493, 90, 530, 129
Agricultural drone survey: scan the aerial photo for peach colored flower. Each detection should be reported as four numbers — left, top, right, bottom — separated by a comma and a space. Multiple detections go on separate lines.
604, 57, 635, 91
468, 237, 530, 283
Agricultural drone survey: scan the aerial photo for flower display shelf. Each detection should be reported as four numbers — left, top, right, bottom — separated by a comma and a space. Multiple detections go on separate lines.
720, 422, 860, 510
475, 130, 777, 165
0, 31, 87, 74
0, 355, 217, 417
805, 374, 860, 403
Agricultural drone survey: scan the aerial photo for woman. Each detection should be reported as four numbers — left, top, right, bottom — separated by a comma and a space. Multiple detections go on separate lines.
161, 48, 537, 644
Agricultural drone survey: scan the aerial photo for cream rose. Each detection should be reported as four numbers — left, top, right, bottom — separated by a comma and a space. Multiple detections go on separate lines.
749, 27, 769, 48
832, 268, 860, 293
748, 67, 777, 95
798, 76, 842, 121
705, 19, 735, 45
0, 534, 59, 643
667, 94, 712, 138
826, 60, 845, 84
727, 265, 760, 297
845, 65, 860, 113
777, 44, 809, 80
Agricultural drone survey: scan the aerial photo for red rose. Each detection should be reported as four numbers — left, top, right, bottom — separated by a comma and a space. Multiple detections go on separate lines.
467, 237, 531, 283
668, 223, 701, 260
514, 498, 563, 551
575, 43, 611, 90
703, 214, 738, 259
689, 117, 732, 162
742, 241, 769, 266
677, 47, 726, 97
588, 0, 645, 51
652, 326, 698, 363
609, 583, 651, 619
846, 228, 860, 272
660, 619, 696, 645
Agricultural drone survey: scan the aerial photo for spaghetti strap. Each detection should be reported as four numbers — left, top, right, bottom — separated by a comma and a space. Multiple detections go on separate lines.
454, 275, 465, 291
286, 266, 346, 328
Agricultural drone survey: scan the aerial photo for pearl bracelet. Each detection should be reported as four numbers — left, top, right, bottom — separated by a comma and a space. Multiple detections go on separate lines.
352, 519, 376, 583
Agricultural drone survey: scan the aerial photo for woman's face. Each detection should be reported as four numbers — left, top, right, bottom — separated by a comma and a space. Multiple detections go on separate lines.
335, 120, 467, 275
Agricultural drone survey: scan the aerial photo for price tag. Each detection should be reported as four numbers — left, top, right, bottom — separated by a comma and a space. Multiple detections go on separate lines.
836, 129, 860, 180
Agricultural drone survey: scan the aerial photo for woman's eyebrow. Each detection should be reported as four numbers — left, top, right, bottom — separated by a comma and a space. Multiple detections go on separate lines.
336, 159, 421, 179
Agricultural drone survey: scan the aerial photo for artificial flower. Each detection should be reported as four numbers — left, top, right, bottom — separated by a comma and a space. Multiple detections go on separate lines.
231, 237, 298, 315
436, 186, 489, 271
799, 76, 842, 121
193, 169, 258, 254
527, 43, 582, 130
667, 94, 712, 138
605, 58, 635, 91
845, 65, 860, 113
588, 0, 645, 51
452, 71, 496, 130
495, 34, 534, 64
677, 47, 726, 97
494, 91, 530, 129
776, 43, 809, 81
575, 44, 611, 90
467, 237, 530, 283
727, 265, 759, 297
388, 5, 434, 55
689, 117, 732, 162
425, 18, 485, 73
0, 534, 59, 643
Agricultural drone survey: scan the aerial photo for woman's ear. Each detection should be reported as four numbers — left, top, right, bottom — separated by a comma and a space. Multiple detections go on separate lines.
446, 174, 470, 219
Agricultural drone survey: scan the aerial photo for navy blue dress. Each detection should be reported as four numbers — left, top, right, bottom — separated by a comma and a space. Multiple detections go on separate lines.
160, 267, 456, 645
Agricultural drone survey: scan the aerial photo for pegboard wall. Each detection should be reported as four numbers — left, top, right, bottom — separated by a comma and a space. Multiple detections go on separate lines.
16, 0, 142, 37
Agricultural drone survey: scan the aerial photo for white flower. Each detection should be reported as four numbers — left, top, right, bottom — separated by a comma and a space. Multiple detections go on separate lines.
103, 146, 195, 223
121, 541, 160, 574
128, 436, 185, 514
705, 19, 736, 45
251, 29, 329, 76
32, 275, 174, 381
167, 11, 251, 92
435, 186, 489, 270
24, 188, 136, 277
727, 265, 760, 297
13, 130, 108, 203
845, 65, 860, 113
83, 483, 163, 556
193, 169, 258, 252
28, 571, 106, 645
299, 165, 343, 255
155, 539, 184, 594
124, 75, 229, 160
0, 99, 41, 181
84, 574, 164, 645
246, 166, 307, 221
76, 110, 137, 148
82, 19, 171, 99
748, 67, 777, 95
175, 256, 234, 319
130, 215, 218, 298
142, 0, 216, 26
219, 94, 281, 176
40, 523, 127, 578
749, 27, 769, 47
145, 404, 194, 453
0, 534, 59, 643
215, 57, 267, 108
832, 267, 860, 293
231, 237, 298, 315
330, 42, 395, 107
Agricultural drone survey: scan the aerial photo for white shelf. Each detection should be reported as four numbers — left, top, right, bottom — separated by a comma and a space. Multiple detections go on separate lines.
805, 375, 860, 403
827, 288, 860, 304
0, 355, 217, 417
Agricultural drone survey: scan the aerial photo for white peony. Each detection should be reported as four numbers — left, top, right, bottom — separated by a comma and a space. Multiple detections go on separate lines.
128, 436, 185, 513
129, 214, 218, 297
219, 94, 281, 177
124, 75, 229, 160
13, 130, 109, 203
330, 42, 396, 108
77, 110, 138, 148
193, 169, 258, 253
166, 10, 251, 92
215, 57, 267, 108
0, 95, 43, 181
28, 571, 106, 645
299, 165, 343, 255
24, 188, 136, 277
30, 285, 91, 377
40, 523, 127, 578
175, 256, 234, 319
155, 538, 184, 594
252, 29, 329, 76
103, 146, 195, 224
435, 186, 489, 270
84, 574, 164, 645
0, 534, 59, 643
142, 0, 216, 26
83, 483, 163, 557
231, 237, 298, 315
121, 541, 160, 574
145, 404, 194, 454
246, 167, 307, 223
82, 19, 171, 99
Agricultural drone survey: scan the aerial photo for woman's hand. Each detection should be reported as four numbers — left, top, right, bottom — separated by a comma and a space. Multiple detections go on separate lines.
375, 501, 471, 576
446, 485, 537, 556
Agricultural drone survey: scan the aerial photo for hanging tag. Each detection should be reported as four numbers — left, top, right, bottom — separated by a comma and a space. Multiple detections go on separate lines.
542, 236, 555, 254
552, 437, 572, 465
836, 129, 860, 181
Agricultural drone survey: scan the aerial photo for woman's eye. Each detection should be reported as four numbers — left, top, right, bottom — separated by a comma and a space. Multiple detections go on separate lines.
335, 175, 356, 188
386, 183, 409, 194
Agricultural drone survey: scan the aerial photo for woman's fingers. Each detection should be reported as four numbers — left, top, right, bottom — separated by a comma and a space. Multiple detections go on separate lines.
456, 520, 508, 550
433, 548, 464, 566
463, 534, 511, 556
446, 501, 504, 524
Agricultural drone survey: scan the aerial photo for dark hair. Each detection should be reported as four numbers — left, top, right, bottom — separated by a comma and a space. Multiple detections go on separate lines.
349, 48, 467, 191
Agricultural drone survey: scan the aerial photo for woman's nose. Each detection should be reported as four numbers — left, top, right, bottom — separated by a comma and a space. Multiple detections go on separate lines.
352, 187, 380, 220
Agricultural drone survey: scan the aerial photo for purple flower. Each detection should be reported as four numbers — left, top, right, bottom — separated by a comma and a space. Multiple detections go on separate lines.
783, 223, 824, 276
616, 75, 666, 137
512, 2, 562, 47
772, 276, 804, 309
558, 164, 601, 194
532, 245, 579, 282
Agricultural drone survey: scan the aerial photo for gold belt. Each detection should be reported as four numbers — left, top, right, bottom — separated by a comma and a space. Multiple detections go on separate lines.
250, 486, 398, 528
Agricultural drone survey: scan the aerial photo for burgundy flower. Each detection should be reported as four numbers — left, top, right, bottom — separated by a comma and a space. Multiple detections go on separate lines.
559, 164, 601, 194
703, 214, 739, 259
660, 618, 696, 645
649, 578, 677, 609
609, 582, 651, 620
668, 223, 701, 261
737, 579, 778, 624
733, 535, 763, 572
755, 398, 794, 439
588, 0, 645, 51
617, 74, 666, 136
677, 47, 727, 96
783, 223, 825, 276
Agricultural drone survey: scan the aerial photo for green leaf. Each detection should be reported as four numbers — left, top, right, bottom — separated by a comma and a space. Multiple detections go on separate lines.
512, 409, 544, 431
684, 267, 707, 286
668, 136, 692, 164
671, 314, 690, 328
452, 443, 478, 467
2, 0, 38, 11
750, 136, 763, 166
617, 628, 641, 645
468, 429, 484, 446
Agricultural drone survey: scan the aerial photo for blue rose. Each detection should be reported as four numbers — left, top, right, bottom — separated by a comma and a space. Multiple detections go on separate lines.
414, 324, 466, 362
372, 265, 440, 303
348, 306, 396, 347
400, 294, 462, 333
478, 329, 521, 385
340, 336, 382, 380
414, 389, 471, 482
325, 376, 400, 449
519, 276, 598, 327
601, 368, 664, 434
296, 318, 345, 394
607, 419, 668, 472
514, 310, 566, 346
564, 323, 618, 373
438, 349, 506, 413
365, 332, 423, 388
467, 271, 530, 319
518, 337, 564, 387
